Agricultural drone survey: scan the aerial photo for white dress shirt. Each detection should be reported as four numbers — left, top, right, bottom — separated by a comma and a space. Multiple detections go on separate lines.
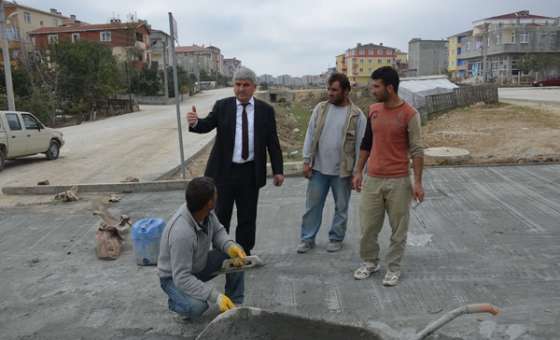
233, 97, 255, 163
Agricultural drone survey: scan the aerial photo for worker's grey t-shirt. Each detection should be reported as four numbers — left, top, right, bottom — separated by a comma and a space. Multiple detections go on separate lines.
314, 105, 348, 175
303, 103, 366, 177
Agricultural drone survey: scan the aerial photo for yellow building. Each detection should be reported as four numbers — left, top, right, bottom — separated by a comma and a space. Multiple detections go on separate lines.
335, 54, 346, 74
448, 35, 458, 74
336, 43, 397, 86
4, 2, 72, 56
447, 30, 472, 79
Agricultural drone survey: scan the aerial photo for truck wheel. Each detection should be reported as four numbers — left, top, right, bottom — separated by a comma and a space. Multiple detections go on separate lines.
0, 150, 5, 171
46, 141, 60, 160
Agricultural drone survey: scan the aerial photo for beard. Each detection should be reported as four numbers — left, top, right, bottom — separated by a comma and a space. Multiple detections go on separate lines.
375, 90, 389, 102
329, 95, 345, 106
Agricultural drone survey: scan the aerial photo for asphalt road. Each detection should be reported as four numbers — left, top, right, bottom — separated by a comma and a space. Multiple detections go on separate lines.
0, 88, 232, 190
499, 87, 560, 104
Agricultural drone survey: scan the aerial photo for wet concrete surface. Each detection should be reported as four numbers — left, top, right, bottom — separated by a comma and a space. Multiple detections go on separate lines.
1, 164, 559, 339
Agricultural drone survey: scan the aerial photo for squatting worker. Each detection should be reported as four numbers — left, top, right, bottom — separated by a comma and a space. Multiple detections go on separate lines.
158, 176, 247, 320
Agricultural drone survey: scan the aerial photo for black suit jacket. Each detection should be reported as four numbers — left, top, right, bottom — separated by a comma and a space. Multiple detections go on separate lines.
189, 97, 283, 189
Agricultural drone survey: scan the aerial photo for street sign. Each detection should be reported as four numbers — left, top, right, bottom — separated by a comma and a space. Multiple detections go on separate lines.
169, 12, 186, 179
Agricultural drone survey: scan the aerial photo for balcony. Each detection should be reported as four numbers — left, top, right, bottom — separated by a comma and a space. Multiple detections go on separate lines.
459, 42, 558, 59
134, 41, 147, 50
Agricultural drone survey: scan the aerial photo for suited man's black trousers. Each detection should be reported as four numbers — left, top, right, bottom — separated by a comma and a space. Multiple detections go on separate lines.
215, 161, 259, 255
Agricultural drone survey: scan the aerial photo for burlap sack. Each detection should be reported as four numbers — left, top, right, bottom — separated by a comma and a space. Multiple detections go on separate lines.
95, 224, 124, 260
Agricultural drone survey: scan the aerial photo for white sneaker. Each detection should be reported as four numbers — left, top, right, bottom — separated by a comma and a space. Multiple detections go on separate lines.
326, 240, 343, 252
353, 262, 380, 280
382, 271, 401, 287
296, 240, 315, 254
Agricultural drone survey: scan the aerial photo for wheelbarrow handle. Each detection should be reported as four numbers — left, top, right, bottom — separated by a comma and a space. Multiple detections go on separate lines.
411, 303, 500, 340
465, 303, 500, 315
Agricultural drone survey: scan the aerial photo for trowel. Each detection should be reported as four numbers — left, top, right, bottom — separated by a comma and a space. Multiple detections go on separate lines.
213, 255, 264, 275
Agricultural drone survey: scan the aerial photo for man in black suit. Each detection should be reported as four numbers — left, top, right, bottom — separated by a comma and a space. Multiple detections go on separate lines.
186, 67, 284, 255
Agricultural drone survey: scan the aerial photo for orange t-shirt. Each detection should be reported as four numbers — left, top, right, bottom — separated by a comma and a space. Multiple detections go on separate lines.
363, 101, 418, 178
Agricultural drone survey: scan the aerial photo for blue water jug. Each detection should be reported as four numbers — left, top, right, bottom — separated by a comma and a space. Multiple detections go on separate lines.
131, 218, 166, 266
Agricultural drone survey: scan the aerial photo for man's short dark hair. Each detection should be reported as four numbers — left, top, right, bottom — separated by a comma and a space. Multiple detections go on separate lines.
371, 66, 400, 93
186, 177, 216, 213
328, 72, 351, 92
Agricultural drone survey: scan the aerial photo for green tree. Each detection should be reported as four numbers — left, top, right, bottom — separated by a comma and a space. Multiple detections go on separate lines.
16, 86, 56, 125
519, 54, 560, 79
50, 40, 121, 120
0, 63, 33, 98
166, 66, 196, 97
199, 69, 211, 81
519, 54, 538, 75
131, 63, 161, 96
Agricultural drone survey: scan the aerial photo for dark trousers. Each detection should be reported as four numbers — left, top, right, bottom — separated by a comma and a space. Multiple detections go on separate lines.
216, 161, 259, 255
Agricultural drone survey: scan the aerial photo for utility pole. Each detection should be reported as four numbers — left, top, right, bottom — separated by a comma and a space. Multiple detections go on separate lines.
169, 12, 186, 179
162, 35, 169, 98
0, 0, 16, 110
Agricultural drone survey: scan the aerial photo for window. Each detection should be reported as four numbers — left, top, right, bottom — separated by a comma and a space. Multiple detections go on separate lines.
6, 113, 22, 131
52, 18, 58, 26
136, 32, 143, 42
22, 114, 41, 130
496, 34, 501, 45
387, 59, 391, 64
368, 59, 372, 63
24, 12, 31, 24
520, 32, 529, 44
360, 59, 364, 63
40, 20, 44, 26
378, 59, 382, 63
71, 33, 80, 43
511, 32, 516, 43
100, 31, 112, 42
48, 34, 58, 44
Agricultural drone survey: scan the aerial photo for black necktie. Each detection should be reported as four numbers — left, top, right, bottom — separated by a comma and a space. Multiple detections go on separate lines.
241, 103, 249, 160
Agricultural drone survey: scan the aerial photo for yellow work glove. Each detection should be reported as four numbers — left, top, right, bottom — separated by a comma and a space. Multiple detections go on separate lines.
217, 293, 236, 313
226, 243, 247, 267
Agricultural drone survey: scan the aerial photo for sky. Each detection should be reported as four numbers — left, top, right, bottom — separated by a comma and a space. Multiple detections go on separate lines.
21, 0, 560, 76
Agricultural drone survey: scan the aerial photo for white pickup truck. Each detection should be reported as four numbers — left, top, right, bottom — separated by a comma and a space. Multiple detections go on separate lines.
0, 111, 65, 171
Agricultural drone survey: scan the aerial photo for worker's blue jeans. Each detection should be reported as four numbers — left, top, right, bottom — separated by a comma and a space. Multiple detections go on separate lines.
300, 170, 352, 242
159, 250, 244, 319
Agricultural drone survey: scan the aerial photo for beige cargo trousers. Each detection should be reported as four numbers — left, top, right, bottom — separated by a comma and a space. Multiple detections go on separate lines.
359, 175, 412, 272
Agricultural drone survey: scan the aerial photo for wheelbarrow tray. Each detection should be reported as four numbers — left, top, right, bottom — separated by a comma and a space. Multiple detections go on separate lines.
196, 307, 384, 340
196, 304, 500, 340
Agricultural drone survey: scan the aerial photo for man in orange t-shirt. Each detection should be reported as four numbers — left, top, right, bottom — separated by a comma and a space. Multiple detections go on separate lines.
352, 66, 424, 287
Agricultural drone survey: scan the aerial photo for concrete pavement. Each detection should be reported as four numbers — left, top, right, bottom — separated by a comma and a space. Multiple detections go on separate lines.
499, 87, 560, 104
1, 164, 559, 339
0, 88, 232, 191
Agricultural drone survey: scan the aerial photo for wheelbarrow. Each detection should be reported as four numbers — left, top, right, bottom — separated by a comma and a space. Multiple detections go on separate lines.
196, 303, 500, 340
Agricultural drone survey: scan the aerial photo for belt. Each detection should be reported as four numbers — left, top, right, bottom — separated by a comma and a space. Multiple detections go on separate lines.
231, 161, 255, 167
